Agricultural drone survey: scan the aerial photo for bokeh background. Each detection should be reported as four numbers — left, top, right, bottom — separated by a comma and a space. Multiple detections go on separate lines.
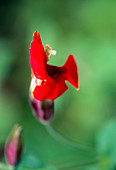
0, 0, 116, 169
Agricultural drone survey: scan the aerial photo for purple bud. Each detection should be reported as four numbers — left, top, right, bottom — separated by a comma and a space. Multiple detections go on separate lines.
5, 125, 23, 168
29, 94, 54, 124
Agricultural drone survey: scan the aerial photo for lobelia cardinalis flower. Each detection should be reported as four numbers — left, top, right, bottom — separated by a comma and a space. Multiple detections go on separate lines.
29, 31, 79, 101
5, 125, 23, 168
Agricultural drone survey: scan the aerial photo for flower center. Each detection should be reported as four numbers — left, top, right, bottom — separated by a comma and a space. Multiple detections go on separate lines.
45, 44, 56, 61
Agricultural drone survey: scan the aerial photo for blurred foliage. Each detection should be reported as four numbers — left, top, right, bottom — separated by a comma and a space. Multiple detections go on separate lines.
0, 0, 116, 169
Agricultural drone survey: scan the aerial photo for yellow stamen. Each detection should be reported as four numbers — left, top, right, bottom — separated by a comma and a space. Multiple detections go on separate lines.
45, 44, 56, 61
45, 44, 52, 50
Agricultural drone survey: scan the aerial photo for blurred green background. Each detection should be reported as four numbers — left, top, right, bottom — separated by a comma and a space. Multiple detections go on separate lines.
0, 0, 116, 169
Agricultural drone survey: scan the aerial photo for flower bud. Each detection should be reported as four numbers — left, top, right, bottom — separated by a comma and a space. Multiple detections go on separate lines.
29, 94, 54, 124
5, 125, 23, 168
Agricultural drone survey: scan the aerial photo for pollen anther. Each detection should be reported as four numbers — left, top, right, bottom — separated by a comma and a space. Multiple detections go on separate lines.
45, 44, 56, 61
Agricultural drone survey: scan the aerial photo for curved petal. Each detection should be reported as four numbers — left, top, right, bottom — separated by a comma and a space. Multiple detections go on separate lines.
33, 77, 56, 101
62, 55, 79, 89
30, 31, 48, 79
33, 76, 68, 101
47, 79, 68, 100
46, 55, 79, 89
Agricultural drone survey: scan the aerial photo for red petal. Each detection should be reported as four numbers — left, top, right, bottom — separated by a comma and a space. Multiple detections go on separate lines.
30, 31, 48, 79
33, 31, 42, 43
63, 55, 79, 89
47, 79, 68, 100
33, 76, 68, 101
33, 77, 56, 101
46, 55, 79, 89
46, 64, 60, 77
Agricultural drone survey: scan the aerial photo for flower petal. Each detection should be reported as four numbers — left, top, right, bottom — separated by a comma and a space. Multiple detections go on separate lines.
63, 55, 79, 89
30, 31, 48, 79
46, 64, 59, 77
33, 76, 68, 101
33, 77, 56, 101
47, 79, 69, 100
32, 55, 78, 100
47, 55, 79, 89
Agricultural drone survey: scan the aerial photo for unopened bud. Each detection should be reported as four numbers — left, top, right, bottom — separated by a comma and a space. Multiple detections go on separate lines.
5, 125, 23, 168
29, 94, 54, 124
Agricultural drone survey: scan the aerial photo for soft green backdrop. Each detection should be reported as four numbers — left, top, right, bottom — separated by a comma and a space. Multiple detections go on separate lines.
0, 0, 116, 169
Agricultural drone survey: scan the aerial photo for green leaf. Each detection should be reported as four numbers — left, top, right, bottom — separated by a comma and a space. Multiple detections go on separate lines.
16, 154, 44, 170
96, 119, 116, 169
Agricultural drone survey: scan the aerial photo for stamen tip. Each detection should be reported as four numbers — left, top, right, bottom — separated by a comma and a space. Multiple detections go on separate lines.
51, 50, 56, 55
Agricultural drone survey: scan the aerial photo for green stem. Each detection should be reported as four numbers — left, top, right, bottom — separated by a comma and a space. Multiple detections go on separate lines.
45, 123, 98, 155
57, 159, 99, 170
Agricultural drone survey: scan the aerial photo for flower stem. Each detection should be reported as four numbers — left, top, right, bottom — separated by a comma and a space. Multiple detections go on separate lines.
45, 123, 98, 155
56, 158, 99, 170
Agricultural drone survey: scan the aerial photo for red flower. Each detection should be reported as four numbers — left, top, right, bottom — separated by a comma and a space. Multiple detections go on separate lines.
29, 31, 79, 101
